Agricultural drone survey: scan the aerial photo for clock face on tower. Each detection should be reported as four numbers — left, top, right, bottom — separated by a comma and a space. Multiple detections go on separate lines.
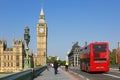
39, 28, 44, 33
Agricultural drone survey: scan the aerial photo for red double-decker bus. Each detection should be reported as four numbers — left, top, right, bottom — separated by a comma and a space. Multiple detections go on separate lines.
80, 42, 109, 72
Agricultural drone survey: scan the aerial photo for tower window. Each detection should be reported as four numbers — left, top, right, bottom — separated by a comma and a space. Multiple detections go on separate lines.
16, 55, 19, 60
39, 24, 44, 26
16, 62, 19, 67
8, 55, 9, 60
4, 55, 6, 60
8, 62, 9, 67
11, 56, 13, 60
11, 62, 13, 67
4, 63, 6, 67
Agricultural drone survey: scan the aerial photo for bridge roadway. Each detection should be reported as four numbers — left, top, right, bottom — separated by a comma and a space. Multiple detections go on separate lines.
34, 66, 80, 80
69, 67, 120, 80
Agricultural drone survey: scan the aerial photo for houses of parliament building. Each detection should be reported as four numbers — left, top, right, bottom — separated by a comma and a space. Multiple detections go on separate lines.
0, 8, 48, 72
0, 39, 25, 72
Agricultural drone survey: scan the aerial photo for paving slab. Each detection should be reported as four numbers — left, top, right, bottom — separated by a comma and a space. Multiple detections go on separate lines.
34, 67, 74, 80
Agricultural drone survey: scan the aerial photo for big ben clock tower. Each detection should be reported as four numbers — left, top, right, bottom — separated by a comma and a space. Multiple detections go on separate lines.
36, 8, 48, 65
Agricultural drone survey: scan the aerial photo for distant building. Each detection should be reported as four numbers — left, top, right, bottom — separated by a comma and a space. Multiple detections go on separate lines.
115, 42, 120, 64
48, 56, 59, 61
0, 39, 25, 72
68, 42, 81, 67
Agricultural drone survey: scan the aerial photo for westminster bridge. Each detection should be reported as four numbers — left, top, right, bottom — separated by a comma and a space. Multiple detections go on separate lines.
0, 65, 120, 80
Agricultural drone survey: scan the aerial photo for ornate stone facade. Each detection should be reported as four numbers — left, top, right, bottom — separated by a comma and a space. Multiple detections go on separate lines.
36, 8, 48, 66
116, 50, 120, 64
0, 39, 25, 72
115, 42, 120, 64
68, 42, 81, 67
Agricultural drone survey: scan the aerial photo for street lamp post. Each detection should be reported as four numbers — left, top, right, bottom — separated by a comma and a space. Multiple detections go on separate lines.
24, 26, 30, 68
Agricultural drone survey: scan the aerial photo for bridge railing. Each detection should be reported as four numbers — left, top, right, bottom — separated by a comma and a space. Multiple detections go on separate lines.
33, 65, 47, 78
0, 65, 47, 80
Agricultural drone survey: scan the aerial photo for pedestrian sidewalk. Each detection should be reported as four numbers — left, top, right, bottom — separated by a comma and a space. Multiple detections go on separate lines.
34, 67, 76, 80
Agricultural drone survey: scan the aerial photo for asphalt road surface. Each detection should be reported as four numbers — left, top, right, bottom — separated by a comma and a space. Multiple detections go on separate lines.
69, 67, 120, 80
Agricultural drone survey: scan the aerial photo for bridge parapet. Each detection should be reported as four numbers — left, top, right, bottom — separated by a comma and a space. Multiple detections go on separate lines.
0, 65, 47, 80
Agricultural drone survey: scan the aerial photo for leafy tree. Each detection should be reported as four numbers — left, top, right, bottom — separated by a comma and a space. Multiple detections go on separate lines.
110, 55, 115, 64
57, 60, 66, 66
47, 57, 57, 63
110, 49, 117, 64
47, 57, 66, 66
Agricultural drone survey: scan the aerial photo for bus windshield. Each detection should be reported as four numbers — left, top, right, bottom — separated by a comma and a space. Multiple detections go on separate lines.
93, 44, 106, 52
93, 44, 107, 61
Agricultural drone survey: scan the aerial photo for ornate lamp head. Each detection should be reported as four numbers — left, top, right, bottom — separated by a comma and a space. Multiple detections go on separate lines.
24, 26, 30, 48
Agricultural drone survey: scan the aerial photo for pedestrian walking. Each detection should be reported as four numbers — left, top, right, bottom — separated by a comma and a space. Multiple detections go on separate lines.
65, 62, 69, 71
53, 60, 58, 75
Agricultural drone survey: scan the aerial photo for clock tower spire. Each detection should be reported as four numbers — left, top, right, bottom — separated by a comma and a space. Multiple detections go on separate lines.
36, 8, 48, 66
40, 8, 44, 19
38, 8, 46, 24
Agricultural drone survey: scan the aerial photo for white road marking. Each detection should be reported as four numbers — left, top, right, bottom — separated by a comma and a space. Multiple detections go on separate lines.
110, 70, 120, 73
69, 70, 87, 79
86, 78, 90, 80
103, 74, 120, 78
78, 74, 85, 79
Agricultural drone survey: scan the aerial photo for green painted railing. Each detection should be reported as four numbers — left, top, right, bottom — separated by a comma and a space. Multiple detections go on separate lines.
33, 65, 47, 78
0, 65, 47, 80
